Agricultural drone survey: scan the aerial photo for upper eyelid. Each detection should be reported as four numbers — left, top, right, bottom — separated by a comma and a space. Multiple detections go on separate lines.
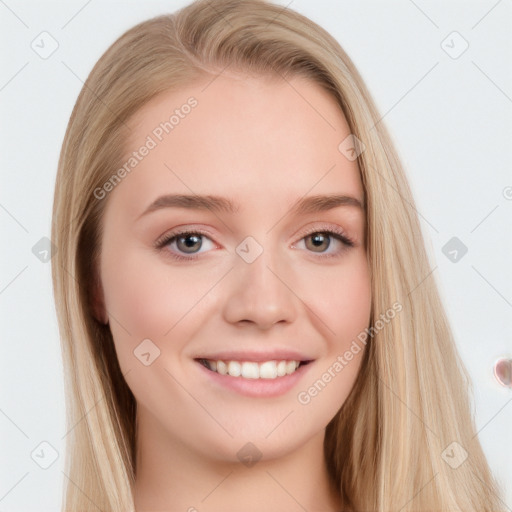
154, 227, 214, 248
158, 225, 348, 241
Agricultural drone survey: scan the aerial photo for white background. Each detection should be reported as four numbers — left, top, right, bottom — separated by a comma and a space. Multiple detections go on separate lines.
1, 0, 511, 510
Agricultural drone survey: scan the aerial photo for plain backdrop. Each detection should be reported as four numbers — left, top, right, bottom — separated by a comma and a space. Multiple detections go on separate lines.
1, 0, 511, 510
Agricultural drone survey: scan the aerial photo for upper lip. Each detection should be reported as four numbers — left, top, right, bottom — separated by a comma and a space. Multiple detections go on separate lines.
194, 349, 314, 363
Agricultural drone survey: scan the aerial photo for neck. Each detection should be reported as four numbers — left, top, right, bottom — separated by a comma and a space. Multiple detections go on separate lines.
133, 408, 342, 512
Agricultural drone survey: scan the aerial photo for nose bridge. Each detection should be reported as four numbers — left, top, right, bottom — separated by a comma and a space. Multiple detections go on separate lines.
222, 235, 297, 328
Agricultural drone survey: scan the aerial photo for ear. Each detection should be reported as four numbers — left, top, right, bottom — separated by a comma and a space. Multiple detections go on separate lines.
90, 272, 109, 325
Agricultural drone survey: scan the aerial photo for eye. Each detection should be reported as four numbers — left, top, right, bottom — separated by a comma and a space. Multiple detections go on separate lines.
154, 225, 356, 262
294, 227, 355, 258
155, 229, 216, 260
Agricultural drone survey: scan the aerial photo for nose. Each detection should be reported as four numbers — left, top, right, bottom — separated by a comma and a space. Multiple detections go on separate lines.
222, 245, 298, 330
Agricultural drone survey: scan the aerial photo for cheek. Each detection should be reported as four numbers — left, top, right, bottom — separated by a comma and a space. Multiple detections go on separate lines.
303, 250, 371, 343
100, 245, 218, 341
293, 264, 370, 427
291, 251, 371, 407
330, 263, 371, 343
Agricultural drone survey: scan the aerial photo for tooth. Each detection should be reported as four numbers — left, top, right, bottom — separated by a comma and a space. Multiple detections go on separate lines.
276, 360, 287, 377
285, 361, 297, 375
228, 361, 241, 377
259, 360, 278, 379
217, 360, 227, 375
241, 362, 259, 379
208, 359, 302, 378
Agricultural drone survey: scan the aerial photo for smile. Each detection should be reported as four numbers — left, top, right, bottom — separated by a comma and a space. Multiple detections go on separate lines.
197, 359, 309, 379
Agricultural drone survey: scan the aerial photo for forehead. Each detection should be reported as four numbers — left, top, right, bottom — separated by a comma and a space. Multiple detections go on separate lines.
110, 73, 363, 218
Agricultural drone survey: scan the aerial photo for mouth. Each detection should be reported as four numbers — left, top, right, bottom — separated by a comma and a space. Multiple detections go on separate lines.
195, 358, 313, 379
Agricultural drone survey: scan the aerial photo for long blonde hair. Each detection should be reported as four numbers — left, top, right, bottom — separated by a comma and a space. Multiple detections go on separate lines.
51, 0, 505, 510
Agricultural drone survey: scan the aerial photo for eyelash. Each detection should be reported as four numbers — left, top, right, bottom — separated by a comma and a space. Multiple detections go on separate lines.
154, 226, 355, 262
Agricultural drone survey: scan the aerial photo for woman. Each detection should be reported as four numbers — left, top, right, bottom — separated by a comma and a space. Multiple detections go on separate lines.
51, 0, 505, 510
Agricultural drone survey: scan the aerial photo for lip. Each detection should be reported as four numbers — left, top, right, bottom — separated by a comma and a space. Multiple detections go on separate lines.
193, 349, 313, 363
194, 358, 315, 398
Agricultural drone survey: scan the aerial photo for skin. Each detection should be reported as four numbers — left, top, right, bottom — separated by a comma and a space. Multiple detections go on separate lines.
95, 72, 371, 511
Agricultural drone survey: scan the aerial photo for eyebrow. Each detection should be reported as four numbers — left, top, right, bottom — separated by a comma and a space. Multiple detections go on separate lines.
137, 193, 364, 219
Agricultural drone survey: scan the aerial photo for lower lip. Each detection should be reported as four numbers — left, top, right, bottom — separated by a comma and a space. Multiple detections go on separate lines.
195, 360, 314, 398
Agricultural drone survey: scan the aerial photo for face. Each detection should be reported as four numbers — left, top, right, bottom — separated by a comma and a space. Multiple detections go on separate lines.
97, 72, 371, 464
